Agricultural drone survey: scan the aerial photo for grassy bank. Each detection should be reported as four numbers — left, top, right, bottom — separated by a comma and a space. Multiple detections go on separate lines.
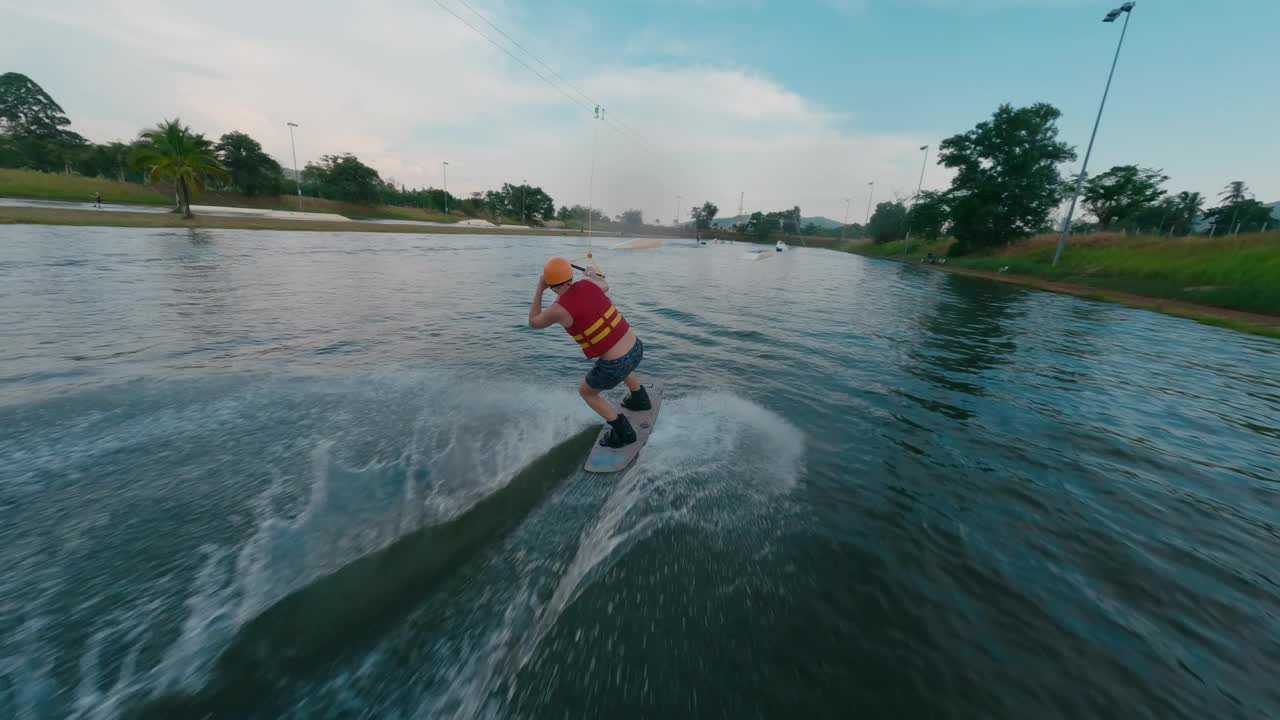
0, 206, 577, 237
0, 168, 173, 205
844, 232, 1280, 338
0, 168, 459, 223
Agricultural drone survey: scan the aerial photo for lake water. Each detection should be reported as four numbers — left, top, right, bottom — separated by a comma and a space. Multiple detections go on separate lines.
2, 225, 1278, 719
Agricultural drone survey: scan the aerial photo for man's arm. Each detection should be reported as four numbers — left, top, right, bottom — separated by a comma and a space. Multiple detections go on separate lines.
585, 268, 609, 294
529, 279, 571, 329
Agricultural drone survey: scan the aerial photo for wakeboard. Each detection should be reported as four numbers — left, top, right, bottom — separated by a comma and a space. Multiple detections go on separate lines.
584, 382, 663, 474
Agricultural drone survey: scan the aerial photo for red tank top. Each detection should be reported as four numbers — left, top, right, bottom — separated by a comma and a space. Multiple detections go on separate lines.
556, 280, 631, 359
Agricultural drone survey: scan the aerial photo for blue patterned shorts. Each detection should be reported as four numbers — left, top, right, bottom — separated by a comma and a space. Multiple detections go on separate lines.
585, 338, 644, 390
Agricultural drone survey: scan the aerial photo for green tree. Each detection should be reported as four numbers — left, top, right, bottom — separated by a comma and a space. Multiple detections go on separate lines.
394, 187, 456, 214
838, 222, 866, 240
75, 141, 142, 182
690, 201, 719, 230
1131, 197, 1179, 234
906, 190, 950, 241
494, 182, 554, 222
1204, 197, 1272, 234
302, 153, 383, 205
130, 118, 227, 219
0, 72, 72, 137
745, 211, 780, 240
867, 201, 908, 244
0, 72, 87, 171
459, 191, 486, 216
1125, 190, 1205, 236
1202, 181, 1271, 234
215, 131, 284, 196
483, 189, 505, 218
619, 209, 643, 225
557, 204, 607, 229
1170, 191, 1205, 235
939, 103, 1077, 254
1220, 180, 1250, 206
781, 206, 801, 235
1082, 165, 1168, 228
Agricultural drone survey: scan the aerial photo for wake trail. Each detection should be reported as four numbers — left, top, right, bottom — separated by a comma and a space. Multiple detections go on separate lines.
420, 392, 805, 719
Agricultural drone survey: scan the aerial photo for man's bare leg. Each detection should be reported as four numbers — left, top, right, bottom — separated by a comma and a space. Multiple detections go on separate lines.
622, 373, 642, 393
579, 383, 618, 422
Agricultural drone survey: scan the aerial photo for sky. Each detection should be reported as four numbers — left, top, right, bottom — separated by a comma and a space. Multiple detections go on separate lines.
2, 0, 1277, 223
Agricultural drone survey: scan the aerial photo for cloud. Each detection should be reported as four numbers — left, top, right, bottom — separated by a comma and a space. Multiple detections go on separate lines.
575, 64, 940, 220
0, 0, 941, 221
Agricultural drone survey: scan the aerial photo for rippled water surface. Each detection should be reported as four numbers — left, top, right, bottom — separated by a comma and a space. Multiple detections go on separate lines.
2, 225, 1278, 719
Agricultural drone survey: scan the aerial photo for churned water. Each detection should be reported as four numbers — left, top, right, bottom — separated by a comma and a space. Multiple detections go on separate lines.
1, 225, 1277, 719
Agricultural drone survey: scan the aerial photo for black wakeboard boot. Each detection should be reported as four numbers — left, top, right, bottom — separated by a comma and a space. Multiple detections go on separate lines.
600, 414, 638, 448
621, 386, 651, 412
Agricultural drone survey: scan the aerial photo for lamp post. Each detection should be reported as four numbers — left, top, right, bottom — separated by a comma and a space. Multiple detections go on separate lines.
904, 143, 930, 257
1054, 1, 1137, 267
675, 195, 683, 228
522, 177, 528, 224
841, 197, 851, 241
442, 161, 449, 215
286, 122, 301, 210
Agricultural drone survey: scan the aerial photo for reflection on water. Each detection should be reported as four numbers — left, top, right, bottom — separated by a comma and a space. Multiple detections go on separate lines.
1, 226, 1278, 720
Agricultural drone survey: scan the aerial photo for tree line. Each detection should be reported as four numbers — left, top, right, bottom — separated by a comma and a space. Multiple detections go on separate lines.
859, 103, 1273, 253
667, 103, 1272, 251
1, 72, 556, 222
5, 71, 1272, 244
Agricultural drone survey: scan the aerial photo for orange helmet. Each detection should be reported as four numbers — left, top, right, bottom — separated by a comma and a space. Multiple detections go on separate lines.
543, 256, 574, 286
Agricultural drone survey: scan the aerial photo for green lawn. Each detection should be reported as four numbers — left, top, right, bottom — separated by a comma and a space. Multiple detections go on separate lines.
845, 232, 1280, 317
0, 168, 460, 223
340, 205, 457, 223
0, 168, 173, 205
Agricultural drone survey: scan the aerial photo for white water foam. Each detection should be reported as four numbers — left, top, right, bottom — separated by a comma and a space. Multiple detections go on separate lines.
419, 391, 805, 719
147, 374, 594, 694
3, 371, 596, 719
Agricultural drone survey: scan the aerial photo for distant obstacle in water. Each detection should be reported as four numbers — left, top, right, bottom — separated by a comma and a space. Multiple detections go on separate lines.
613, 238, 664, 250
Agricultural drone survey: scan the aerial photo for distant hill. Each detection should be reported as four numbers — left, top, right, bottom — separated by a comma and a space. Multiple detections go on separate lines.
803, 216, 843, 229
710, 215, 745, 228
710, 214, 845, 229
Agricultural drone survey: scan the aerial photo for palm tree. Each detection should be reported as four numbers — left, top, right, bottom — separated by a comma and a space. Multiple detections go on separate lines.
1216, 181, 1253, 235
1174, 191, 1204, 235
130, 119, 226, 219
1219, 181, 1250, 205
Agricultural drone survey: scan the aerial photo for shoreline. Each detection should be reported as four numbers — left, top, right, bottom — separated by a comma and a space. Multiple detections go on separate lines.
0, 206, 588, 238
864, 253, 1280, 339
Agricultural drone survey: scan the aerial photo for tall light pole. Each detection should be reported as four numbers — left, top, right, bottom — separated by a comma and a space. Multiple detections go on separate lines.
864, 181, 876, 224
1054, 2, 1137, 267
674, 195, 683, 229
286, 122, 302, 210
904, 143, 930, 256
442, 161, 449, 215
588, 106, 602, 236
841, 197, 851, 241
522, 177, 528, 224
